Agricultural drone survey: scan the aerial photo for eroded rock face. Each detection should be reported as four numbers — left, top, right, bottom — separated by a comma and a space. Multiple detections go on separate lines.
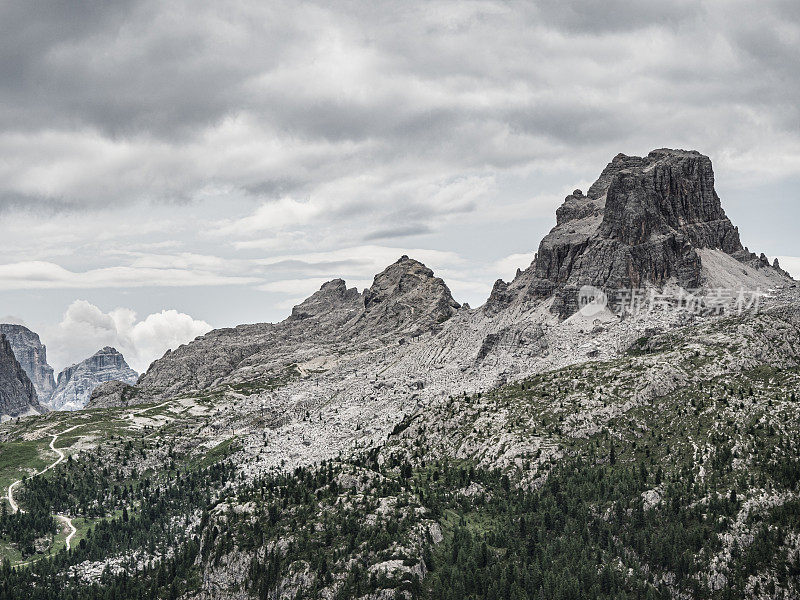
289, 279, 361, 321
100, 149, 795, 407
135, 256, 461, 399
357, 255, 460, 338
0, 334, 44, 418
86, 380, 137, 410
0, 324, 56, 404
487, 149, 789, 317
50, 347, 138, 411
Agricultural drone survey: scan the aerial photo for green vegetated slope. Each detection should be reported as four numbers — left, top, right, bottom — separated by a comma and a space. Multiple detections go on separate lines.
1, 309, 800, 599
0, 396, 237, 568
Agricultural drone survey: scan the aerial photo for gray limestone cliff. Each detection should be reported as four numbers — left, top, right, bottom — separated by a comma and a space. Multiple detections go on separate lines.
86, 380, 138, 410
486, 149, 791, 317
50, 347, 138, 411
289, 279, 362, 321
357, 255, 460, 338
0, 334, 45, 418
132, 256, 460, 399
89, 149, 793, 407
0, 324, 56, 404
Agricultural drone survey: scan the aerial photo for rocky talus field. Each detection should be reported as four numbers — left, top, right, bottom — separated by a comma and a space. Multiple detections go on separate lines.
1, 149, 799, 600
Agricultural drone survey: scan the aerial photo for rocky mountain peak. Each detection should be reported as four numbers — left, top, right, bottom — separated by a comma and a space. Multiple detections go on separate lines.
290, 278, 361, 321
0, 324, 56, 404
598, 148, 741, 252
359, 256, 460, 337
363, 256, 445, 307
131, 257, 464, 400
50, 346, 138, 411
487, 148, 790, 317
585, 152, 647, 200
555, 188, 603, 226
0, 333, 44, 418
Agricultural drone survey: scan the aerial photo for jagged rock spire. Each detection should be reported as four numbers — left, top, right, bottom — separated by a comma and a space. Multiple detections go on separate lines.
49, 347, 138, 411
358, 255, 460, 337
289, 279, 361, 321
487, 149, 790, 317
0, 324, 56, 404
0, 333, 45, 418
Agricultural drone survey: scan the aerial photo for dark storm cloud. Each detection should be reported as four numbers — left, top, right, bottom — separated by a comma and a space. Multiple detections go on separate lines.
1, 0, 799, 217
0, 191, 72, 213
363, 224, 433, 241
532, 0, 699, 33
0, 1, 294, 138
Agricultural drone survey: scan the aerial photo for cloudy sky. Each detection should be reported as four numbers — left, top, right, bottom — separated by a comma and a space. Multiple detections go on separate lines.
1, 0, 799, 373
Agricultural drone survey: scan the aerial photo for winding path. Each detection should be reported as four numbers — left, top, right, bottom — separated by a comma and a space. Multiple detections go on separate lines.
7, 424, 82, 551
5, 403, 174, 557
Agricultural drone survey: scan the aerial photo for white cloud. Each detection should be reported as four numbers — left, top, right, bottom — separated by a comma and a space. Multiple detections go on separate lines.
215, 197, 326, 236
774, 256, 800, 280
0, 261, 260, 290
0, 315, 26, 326
44, 300, 212, 374
493, 252, 537, 282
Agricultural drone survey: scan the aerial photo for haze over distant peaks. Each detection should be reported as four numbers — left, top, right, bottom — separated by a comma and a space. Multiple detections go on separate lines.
0, 324, 56, 404
49, 346, 138, 411
0, 333, 45, 418
486, 149, 789, 316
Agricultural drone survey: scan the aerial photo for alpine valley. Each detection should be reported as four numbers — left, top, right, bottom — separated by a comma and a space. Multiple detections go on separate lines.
1, 149, 799, 600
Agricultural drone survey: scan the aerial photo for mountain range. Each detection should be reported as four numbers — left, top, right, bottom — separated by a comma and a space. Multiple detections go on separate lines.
91, 149, 792, 411
1, 149, 799, 599
0, 327, 137, 417
4, 149, 793, 421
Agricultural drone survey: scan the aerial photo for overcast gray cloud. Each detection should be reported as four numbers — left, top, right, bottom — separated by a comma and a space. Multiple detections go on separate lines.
1, 0, 799, 370
2, 0, 800, 211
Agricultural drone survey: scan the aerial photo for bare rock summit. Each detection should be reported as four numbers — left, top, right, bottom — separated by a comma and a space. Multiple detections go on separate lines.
49, 347, 139, 411
0, 333, 45, 419
0, 324, 56, 404
487, 149, 791, 317
135, 256, 460, 399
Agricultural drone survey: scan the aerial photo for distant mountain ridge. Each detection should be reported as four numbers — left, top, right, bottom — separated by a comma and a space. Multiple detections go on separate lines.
93, 148, 793, 407
0, 333, 45, 418
0, 324, 140, 416
49, 347, 139, 411
124, 255, 459, 400
4, 149, 794, 413
0, 324, 56, 404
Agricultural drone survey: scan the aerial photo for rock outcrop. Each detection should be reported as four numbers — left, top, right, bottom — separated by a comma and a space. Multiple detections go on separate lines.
101, 149, 794, 406
49, 347, 138, 411
486, 149, 790, 317
86, 380, 138, 410
0, 324, 56, 404
357, 255, 460, 338
135, 256, 461, 399
289, 279, 362, 321
0, 334, 45, 418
